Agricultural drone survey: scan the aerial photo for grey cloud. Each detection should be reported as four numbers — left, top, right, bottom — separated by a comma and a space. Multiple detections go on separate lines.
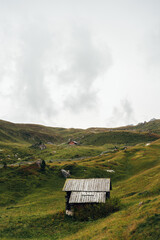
139, 25, 160, 75
57, 26, 112, 112
64, 89, 98, 113
144, 28, 160, 68
107, 99, 136, 127
122, 99, 133, 121
14, 23, 57, 119
1, 0, 159, 128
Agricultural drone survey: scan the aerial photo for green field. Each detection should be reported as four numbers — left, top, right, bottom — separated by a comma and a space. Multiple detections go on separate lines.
0, 120, 160, 239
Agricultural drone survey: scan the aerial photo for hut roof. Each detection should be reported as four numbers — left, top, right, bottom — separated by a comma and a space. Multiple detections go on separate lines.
63, 178, 111, 192
69, 191, 106, 203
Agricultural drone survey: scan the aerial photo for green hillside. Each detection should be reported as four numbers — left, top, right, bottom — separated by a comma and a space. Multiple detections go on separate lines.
0, 120, 85, 144
0, 119, 160, 239
0, 141, 160, 239
116, 119, 160, 135
1, 119, 159, 166
1, 119, 160, 146
80, 131, 159, 146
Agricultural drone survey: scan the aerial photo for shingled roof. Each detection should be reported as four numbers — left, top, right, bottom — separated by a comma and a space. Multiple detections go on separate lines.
62, 178, 111, 192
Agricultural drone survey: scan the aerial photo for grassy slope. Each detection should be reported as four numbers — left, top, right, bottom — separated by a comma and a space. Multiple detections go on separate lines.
0, 120, 86, 144
80, 131, 159, 146
115, 119, 160, 135
0, 139, 160, 240
1, 120, 160, 146
0, 119, 159, 166
0, 119, 160, 239
0, 142, 115, 165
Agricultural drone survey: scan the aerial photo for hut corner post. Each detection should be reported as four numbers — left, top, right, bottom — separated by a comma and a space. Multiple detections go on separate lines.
65, 191, 74, 216
106, 191, 110, 199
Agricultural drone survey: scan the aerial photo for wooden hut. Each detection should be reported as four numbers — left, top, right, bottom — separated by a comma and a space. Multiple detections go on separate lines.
68, 140, 78, 146
62, 178, 112, 216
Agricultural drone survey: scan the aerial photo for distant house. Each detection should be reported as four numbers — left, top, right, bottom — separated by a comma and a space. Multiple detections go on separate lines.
68, 140, 78, 146
62, 178, 112, 216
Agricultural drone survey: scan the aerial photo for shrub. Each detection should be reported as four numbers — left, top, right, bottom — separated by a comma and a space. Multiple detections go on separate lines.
3, 161, 7, 168
40, 160, 46, 172
73, 197, 121, 221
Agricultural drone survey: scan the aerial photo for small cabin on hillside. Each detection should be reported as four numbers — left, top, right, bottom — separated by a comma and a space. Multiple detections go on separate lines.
62, 178, 112, 216
68, 140, 78, 146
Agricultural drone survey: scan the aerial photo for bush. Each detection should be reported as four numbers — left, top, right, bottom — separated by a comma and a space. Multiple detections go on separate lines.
40, 160, 46, 172
3, 161, 7, 168
73, 197, 121, 221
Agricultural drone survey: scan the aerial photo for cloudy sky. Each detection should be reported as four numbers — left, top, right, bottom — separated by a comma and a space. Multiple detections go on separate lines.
0, 0, 160, 128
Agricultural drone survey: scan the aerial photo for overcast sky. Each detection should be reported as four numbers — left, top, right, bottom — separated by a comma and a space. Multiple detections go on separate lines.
0, 0, 160, 128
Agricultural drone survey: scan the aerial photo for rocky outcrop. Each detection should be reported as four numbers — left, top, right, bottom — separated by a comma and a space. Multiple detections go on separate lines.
61, 169, 70, 178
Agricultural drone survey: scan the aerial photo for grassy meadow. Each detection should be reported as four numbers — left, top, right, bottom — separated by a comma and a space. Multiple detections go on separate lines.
0, 120, 160, 239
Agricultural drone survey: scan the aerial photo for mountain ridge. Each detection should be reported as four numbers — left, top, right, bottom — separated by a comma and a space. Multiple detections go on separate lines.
0, 119, 160, 145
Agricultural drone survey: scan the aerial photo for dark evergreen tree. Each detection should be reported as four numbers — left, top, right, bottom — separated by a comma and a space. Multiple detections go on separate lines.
3, 162, 7, 169
40, 160, 46, 171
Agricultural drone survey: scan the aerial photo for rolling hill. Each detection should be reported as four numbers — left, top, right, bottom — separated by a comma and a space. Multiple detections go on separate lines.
0, 119, 160, 239
114, 119, 160, 135
0, 119, 160, 145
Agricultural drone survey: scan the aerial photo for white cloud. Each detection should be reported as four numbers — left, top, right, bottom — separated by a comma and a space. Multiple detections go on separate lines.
0, 0, 160, 127
106, 99, 136, 127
